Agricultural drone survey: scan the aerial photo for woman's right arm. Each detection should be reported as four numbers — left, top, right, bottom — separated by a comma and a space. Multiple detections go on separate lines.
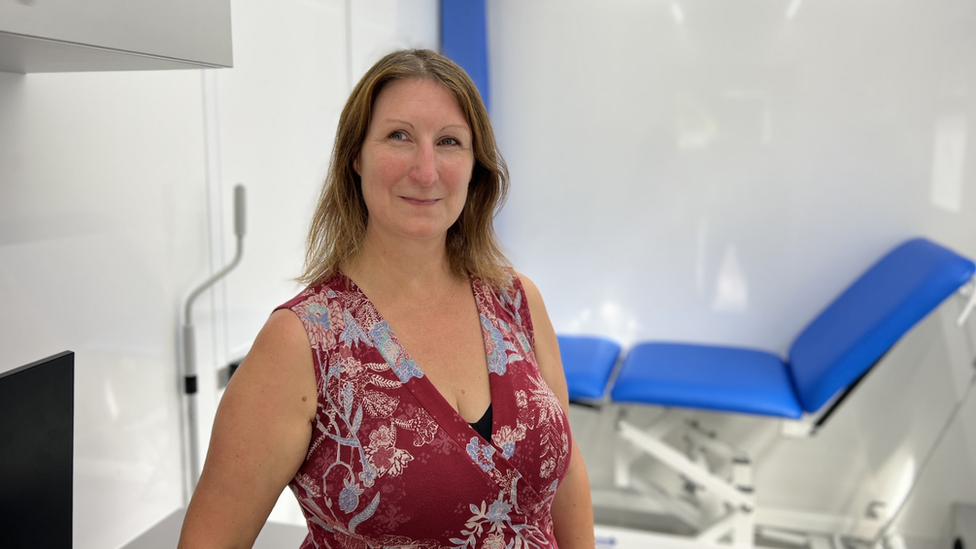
178, 309, 318, 549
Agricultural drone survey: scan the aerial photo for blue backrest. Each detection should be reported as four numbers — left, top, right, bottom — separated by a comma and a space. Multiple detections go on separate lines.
788, 238, 975, 413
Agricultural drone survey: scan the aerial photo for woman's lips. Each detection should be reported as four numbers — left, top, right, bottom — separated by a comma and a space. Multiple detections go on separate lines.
401, 197, 439, 206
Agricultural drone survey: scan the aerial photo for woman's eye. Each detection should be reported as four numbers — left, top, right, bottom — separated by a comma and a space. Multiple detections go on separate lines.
389, 131, 407, 140
440, 137, 461, 146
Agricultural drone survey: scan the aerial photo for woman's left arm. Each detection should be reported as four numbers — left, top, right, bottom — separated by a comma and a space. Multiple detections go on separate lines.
518, 274, 596, 549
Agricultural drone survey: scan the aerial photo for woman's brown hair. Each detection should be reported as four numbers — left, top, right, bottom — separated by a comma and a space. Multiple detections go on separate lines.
299, 49, 511, 287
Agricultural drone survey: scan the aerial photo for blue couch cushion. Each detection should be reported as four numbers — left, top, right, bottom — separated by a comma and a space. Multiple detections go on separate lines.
558, 335, 622, 401
610, 342, 803, 418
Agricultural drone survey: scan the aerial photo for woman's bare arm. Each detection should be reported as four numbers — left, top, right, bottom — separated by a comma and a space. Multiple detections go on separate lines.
178, 309, 317, 549
518, 274, 596, 549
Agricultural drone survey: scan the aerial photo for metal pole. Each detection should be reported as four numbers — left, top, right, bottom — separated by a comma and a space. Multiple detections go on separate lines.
181, 183, 246, 495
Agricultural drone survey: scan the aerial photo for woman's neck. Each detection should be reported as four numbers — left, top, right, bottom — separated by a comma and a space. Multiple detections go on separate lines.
341, 230, 461, 301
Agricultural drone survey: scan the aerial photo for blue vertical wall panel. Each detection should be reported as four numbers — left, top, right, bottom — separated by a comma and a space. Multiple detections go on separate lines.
440, 0, 490, 112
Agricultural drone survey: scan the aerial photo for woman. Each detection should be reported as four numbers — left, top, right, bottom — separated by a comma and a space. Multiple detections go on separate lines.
178, 49, 594, 548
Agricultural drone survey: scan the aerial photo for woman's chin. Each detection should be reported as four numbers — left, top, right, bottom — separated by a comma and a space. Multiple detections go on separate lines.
377, 224, 450, 245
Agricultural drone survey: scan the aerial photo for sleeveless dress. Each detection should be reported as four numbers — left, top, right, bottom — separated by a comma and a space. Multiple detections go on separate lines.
276, 273, 573, 549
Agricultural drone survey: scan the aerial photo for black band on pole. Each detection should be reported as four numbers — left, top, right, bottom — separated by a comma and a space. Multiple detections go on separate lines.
185, 375, 198, 395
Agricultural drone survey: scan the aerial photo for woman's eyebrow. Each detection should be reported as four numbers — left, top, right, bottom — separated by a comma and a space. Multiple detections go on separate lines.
381, 118, 414, 128
379, 118, 469, 133
441, 123, 471, 133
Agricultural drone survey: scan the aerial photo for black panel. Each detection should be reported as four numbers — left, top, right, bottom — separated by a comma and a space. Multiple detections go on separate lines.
0, 351, 74, 549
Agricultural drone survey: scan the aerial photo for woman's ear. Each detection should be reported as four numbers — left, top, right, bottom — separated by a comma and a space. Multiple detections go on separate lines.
353, 157, 360, 176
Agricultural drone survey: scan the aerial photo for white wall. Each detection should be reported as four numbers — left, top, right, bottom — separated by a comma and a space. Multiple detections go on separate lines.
0, 1, 437, 548
487, 0, 976, 541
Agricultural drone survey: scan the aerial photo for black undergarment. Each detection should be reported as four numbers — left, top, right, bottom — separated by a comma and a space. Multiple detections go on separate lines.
468, 403, 493, 441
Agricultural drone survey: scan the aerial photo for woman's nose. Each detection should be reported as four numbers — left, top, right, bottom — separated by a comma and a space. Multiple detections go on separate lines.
410, 143, 437, 186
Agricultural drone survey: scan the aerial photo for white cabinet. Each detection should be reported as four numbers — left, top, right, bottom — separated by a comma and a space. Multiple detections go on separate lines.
0, 0, 232, 73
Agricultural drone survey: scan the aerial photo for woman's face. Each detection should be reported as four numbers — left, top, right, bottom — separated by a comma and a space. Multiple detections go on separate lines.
355, 78, 475, 246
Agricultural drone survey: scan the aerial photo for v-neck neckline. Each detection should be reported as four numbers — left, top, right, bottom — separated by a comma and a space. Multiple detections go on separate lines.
337, 271, 499, 436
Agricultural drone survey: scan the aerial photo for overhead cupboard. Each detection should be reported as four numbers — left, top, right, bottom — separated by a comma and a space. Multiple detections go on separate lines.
0, 0, 232, 73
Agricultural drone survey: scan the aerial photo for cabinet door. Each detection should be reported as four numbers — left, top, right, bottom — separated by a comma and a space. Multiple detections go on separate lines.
0, 0, 232, 72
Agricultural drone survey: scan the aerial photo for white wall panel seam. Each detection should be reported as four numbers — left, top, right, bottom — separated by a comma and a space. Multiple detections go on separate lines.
345, 0, 354, 92
198, 67, 229, 504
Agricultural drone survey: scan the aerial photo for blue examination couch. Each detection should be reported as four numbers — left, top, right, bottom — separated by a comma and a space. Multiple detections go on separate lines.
558, 237, 975, 546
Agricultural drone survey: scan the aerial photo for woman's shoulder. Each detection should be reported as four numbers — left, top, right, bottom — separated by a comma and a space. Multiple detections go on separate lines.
276, 272, 356, 312
261, 308, 314, 356
475, 266, 519, 294
490, 268, 540, 307
275, 272, 377, 353
475, 268, 539, 336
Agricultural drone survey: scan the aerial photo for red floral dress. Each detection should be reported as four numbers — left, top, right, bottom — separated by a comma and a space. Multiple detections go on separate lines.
276, 273, 573, 548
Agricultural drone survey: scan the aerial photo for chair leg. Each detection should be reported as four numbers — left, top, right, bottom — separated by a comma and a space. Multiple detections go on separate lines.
733, 505, 756, 548
618, 420, 756, 511
613, 415, 760, 548
613, 406, 682, 489
688, 503, 756, 549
